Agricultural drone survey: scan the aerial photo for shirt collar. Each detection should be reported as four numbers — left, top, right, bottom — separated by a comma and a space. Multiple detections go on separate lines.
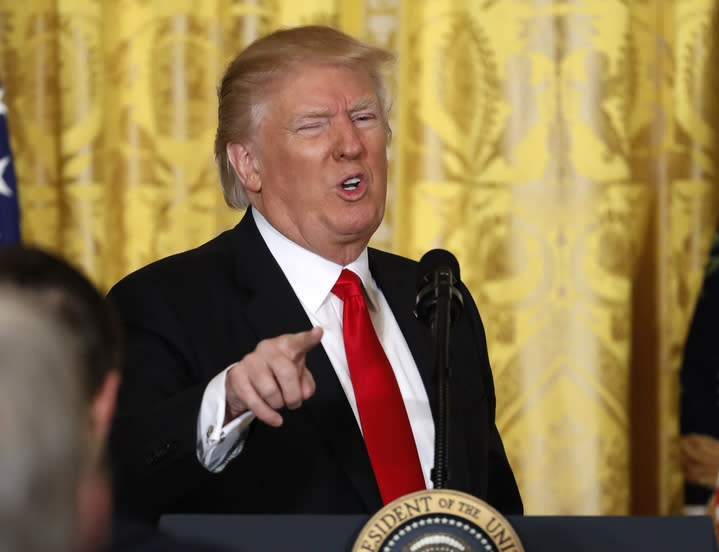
252, 208, 374, 313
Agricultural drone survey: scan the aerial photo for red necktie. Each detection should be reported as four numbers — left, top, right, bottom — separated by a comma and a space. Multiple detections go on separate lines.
332, 269, 425, 504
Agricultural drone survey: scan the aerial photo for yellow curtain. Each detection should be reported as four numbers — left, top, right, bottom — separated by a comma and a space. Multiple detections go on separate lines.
1, 0, 717, 515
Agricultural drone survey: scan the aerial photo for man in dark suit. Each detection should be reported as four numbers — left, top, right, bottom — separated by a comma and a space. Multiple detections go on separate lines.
108, 25, 522, 523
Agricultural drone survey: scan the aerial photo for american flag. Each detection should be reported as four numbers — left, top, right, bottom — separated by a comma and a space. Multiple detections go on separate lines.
0, 81, 20, 246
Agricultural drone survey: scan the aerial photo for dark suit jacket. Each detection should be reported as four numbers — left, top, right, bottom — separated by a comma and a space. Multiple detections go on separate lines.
108, 208, 522, 522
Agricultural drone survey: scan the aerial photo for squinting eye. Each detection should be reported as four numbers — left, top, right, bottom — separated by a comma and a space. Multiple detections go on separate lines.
297, 123, 324, 133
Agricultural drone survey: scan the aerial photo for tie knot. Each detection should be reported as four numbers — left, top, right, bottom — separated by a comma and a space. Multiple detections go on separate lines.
332, 269, 363, 301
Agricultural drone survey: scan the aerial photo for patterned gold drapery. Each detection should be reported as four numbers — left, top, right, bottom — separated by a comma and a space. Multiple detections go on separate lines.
1, 0, 717, 515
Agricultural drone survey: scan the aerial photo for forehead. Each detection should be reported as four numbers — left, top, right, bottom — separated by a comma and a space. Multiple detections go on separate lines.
264, 63, 379, 114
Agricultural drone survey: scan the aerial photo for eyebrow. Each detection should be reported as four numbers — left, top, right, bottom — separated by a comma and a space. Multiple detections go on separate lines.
290, 110, 331, 124
290, 97, 380, 124
348, 97, 380, 115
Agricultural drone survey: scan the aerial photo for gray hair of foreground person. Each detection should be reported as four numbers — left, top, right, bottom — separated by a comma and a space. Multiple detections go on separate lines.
214, 24, 395, 210
0, 288, 88, 552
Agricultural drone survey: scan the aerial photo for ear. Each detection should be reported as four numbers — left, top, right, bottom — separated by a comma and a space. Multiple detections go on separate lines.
227, 142, 262, 194
90, 370, 121, 443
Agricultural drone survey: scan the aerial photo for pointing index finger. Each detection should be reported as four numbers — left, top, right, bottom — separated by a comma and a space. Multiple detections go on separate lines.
286, 326, 324, 359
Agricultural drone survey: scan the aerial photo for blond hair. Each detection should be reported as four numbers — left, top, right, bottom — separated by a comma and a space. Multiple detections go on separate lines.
214, 25, 394, 209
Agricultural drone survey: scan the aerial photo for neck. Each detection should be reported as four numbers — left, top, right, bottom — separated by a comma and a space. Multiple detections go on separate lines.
320, 243, 367, 267
250, 206, 370, 267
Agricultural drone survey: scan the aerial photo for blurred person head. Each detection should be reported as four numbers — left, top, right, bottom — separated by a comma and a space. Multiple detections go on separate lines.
0, 287, 88, 552
0, 246, 124, 551
214, 24, 394, 211
0, 245, 123, 441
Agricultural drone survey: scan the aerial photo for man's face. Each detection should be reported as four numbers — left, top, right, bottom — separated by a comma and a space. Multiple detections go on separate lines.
238, 63, 388, 265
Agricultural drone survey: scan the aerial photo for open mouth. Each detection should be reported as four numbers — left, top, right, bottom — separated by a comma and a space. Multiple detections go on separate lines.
341, 177, 361, 191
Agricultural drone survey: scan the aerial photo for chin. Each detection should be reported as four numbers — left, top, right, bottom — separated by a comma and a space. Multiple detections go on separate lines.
340, 213, 382, 238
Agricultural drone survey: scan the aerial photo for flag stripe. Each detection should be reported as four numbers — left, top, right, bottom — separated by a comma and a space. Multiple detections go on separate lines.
0, 81, 20, 246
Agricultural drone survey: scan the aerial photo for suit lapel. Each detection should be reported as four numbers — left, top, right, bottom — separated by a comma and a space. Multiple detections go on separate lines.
227, 210, 382, 511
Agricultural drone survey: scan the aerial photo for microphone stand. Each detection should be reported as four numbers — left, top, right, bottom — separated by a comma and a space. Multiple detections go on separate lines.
427, 267, 454, 490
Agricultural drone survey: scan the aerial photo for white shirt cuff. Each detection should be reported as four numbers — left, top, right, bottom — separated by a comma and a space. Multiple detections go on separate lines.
196, 365, 256, 472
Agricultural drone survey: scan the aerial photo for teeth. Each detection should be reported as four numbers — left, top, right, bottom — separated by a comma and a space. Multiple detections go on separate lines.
342, 177, 360, 190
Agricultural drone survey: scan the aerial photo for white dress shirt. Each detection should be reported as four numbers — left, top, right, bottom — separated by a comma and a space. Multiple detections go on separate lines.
196, 209, 435, 487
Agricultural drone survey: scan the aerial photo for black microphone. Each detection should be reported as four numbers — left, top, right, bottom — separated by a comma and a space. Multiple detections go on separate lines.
414, 249, 464, 490
415, 249, 464, 328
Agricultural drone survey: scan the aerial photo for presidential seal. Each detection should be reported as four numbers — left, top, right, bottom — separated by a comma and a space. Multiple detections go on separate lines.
352, 490, 524, 552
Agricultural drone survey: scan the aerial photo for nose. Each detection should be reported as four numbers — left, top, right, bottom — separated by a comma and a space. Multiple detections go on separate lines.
332, 117, 364, 160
